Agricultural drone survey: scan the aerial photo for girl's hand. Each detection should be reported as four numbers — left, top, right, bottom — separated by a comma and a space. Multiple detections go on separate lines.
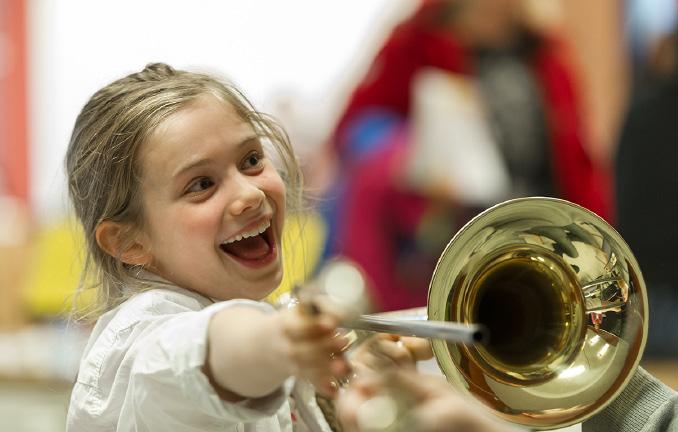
350, 333, 433, 376
278, 306, 351, 397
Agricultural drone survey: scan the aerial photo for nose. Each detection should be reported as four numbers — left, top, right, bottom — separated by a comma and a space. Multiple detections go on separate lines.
228, 174, 265, 216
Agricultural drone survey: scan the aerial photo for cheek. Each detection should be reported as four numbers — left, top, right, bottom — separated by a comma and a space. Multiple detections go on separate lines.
182, 203, 224, 231
261, 170, 287, 241
151, 203, 221, 242
263, 169, 287, 212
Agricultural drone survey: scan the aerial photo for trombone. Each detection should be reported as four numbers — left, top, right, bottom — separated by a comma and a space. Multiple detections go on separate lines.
311, 197, 647, 430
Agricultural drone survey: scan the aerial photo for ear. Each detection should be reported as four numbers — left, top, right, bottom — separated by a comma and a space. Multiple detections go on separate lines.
95, 220, 151, 266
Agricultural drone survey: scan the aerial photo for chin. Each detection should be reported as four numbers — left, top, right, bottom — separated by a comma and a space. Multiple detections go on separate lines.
247, 272, 284, 301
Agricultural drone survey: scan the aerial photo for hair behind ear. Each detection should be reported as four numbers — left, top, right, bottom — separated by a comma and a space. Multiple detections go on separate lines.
95, 220, 150, 266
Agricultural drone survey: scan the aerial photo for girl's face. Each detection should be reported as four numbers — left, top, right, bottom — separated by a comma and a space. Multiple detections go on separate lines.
136, 95, 286, 301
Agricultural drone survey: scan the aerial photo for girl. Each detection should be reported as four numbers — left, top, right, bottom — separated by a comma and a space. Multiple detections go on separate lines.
65, 63, 361, 431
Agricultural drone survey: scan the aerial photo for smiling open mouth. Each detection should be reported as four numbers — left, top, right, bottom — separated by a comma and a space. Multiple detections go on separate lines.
219, 222, 275, 263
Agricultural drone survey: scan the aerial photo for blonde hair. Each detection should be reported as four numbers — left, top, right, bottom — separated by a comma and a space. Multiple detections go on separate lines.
66, 63, 303, 319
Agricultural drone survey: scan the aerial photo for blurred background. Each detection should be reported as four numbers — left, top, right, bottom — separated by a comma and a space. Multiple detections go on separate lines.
1, 0, 678, 431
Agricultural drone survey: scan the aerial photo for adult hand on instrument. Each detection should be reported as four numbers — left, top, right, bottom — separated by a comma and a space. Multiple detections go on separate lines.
350, 333, 433, 376
336, 369, 521, 432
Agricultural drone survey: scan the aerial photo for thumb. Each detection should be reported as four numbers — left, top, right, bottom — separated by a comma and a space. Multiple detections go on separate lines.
400, 336, 434, 361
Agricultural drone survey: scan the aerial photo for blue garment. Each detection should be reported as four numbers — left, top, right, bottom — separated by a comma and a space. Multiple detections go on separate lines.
319, 111, 403, 265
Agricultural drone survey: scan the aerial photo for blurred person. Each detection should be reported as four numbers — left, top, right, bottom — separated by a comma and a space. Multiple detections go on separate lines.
322, 0, 612, 312
616, 28, 678, 358
336, 366, 678, 432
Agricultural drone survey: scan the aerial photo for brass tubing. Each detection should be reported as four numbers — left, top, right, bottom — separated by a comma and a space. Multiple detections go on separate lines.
344, 315, 487, 344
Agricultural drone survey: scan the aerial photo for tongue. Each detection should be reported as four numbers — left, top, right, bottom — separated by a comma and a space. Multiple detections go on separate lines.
222, 235, 270, 260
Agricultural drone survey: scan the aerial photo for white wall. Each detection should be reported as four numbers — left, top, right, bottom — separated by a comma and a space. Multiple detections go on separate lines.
27, 0, 414, 221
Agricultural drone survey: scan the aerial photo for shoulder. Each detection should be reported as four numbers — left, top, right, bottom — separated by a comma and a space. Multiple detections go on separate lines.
75, 286, 210, 381
69, 284, 284, 428
117, 285, 213, 323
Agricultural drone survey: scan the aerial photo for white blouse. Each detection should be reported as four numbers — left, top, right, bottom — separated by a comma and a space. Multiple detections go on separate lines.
66, 277, 328, 431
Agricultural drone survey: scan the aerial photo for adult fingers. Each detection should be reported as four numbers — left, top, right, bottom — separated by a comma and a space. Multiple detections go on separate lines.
368, 336, 418, 367
382, 369, 453, 402
400, 336, 433, 361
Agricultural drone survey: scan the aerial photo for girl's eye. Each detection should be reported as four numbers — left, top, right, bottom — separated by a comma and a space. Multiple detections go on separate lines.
242, 151, 264, 171
186, 177, 214, 194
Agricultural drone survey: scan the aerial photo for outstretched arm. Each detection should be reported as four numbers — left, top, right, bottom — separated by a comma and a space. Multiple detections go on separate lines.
204, 305, 350, 400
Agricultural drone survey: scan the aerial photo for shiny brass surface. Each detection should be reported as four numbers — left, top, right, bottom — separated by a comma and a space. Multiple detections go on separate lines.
428, 197, 647, 430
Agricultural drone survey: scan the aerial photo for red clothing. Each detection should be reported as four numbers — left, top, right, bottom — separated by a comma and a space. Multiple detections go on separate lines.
330, 4, 612, 311
336, 15, 611, 220
337, 128, 434, 311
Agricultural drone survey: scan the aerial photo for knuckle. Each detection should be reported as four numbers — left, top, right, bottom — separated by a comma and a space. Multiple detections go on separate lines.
393, 348, 413, 364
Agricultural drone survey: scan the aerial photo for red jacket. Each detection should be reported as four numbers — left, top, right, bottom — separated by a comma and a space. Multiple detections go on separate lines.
335, 5, 612, 221
330, 2, 613, 310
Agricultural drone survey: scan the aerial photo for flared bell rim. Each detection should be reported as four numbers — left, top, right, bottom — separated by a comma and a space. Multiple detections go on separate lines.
427, 196, 648, 430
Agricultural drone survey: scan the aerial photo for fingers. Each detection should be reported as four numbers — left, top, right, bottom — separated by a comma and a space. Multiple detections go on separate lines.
279, 306, 351, 396
372, 335, 417, 366
400, 336, 434, 361
280, 307, 433, 400
412, 396, 473, 432
306, 356, 352, 397
281, 307, 349, 366
335, 386, 366, 431
411, 388, 519, 432
282, 307, 339, 340
337, 372, 413, 432
289, 334, 350, 368
352, 334, 431, 374
382, 369, 453, 402
337, 370, 499, 432
335, 373, 383, 431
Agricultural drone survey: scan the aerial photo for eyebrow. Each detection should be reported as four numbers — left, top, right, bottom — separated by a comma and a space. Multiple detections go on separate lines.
172, 135, 261, 178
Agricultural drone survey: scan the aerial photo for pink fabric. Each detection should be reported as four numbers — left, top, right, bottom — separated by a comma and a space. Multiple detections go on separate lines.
337, 130, 432, 311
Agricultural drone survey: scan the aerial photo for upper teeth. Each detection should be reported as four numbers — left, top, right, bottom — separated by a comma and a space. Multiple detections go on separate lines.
222, 220, 270, 245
